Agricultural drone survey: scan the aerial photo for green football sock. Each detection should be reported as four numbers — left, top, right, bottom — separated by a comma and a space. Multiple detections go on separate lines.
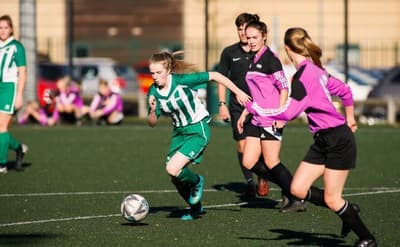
7, 132, 21, 151
176, 167, 199, 185
0, 132, 10, 164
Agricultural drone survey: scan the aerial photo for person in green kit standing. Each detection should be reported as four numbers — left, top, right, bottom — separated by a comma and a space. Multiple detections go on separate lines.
0, 15, 28, 173
147, 51, 250, 220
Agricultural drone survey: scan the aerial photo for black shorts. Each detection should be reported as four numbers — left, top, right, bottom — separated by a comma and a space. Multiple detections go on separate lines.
303, 124, 356, 170
245, 123, 283, 141
59, 112, 77, 124
228, 99, 249, 141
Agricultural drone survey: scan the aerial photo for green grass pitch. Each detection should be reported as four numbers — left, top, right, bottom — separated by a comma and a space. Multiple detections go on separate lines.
0, 123, 399, 246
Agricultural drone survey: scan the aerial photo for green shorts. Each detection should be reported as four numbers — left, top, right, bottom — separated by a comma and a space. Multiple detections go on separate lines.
0, 82, 16, 114
167, 118, 211, 165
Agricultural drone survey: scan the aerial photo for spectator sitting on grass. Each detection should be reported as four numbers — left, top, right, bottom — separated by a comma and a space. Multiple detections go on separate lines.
55, 76, 89, 125
89, 79, 124, 125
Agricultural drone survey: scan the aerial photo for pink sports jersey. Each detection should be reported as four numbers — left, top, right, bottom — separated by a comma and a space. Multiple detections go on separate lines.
246, 59, 354, 133
90, 92, 123, 115
56, 84, 84, 109
244, 46, 289, 127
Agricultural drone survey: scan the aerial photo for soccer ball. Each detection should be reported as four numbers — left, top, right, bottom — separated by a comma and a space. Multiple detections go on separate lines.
121, 194, 149, 222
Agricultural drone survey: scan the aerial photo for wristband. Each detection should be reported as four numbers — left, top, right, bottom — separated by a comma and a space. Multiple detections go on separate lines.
218, 101, 227, 106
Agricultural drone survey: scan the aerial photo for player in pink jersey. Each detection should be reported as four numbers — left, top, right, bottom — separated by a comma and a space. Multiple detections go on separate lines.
239, 27, 376, 247
89, 79, 124, 125
55, 76, 89, 125
237, 20, 306, 213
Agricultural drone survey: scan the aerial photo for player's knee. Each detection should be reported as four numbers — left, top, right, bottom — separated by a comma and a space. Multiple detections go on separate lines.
241, 158, 255, 169
264, 158, 280, 169
165, 163, 179, 177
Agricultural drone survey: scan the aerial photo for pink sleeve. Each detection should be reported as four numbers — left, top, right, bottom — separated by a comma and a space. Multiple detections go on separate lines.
52, 109, 59, 122
263, 97, 309, 122
102, 95, 118, 115
273, 70, 289, 91
327, 75, 354, 106
90, 94, 101, 113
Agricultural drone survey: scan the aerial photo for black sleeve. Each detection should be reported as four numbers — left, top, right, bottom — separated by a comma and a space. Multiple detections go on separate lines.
267, 55, 284, 74
290, 65, 307, 101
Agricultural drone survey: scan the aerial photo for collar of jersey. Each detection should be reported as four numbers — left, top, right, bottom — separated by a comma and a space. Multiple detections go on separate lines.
253, 46, 268, 64
0, 36, 15, 48
156, 74, 173, 97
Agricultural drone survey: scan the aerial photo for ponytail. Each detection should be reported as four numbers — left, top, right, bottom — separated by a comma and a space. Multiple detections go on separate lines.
149, 51, 197, 73
284, 27, 323, 68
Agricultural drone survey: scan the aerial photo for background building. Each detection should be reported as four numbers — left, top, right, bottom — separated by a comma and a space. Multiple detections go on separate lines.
185, 0, 400, 70
3, 0, 399, 68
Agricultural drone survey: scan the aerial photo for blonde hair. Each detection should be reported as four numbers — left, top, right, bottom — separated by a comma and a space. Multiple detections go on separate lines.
98, 78, 109, 87
284, 27, 323, 68
149, 51, 196, 73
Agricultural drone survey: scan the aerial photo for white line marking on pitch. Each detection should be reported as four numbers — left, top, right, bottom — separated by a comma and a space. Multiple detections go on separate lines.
1, 187, 398, 198
0, 202, 248, 227
0, 189, 220, 197
0, 214, 120, 227
0, 188, 399, 227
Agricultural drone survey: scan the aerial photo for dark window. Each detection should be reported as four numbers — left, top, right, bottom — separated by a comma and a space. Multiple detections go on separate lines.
39, 64, 68, 81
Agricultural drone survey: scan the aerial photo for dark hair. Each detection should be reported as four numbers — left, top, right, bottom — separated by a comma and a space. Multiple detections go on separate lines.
245, 20, 268, 36
0, 15, 14, 36
235, 13, 259, 27
284, 27, 323, 68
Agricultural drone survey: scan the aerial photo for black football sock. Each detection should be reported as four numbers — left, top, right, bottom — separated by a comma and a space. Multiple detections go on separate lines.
337, 200, 374, 240
269, 163, 297, 201
190, 201, 203, 213
306, 187, 328, 207
237, 152, 255, 185
171, 176, 191, 204
250, 157, 278, 183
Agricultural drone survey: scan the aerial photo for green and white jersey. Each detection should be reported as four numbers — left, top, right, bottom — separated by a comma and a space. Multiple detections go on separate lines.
148, 72, 210, 128
0, 37, 26, 83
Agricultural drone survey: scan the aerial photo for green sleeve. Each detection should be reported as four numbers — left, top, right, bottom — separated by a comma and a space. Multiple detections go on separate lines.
173, 72, 209, 89
15, 42, 26, 67
146, 85, 161, 118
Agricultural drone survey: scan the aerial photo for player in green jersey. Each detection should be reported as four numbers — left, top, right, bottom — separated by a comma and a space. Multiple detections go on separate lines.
0, 15, 28, 173
147, 51, 250, 220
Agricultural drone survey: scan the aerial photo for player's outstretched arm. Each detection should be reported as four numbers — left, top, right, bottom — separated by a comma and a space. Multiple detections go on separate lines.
208, 72, 251, 106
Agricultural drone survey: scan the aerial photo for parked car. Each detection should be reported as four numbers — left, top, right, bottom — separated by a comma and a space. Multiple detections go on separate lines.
360, 66, 400, 124
367, 66, 400, 98
72, 57, 138, 98
37, 62, 68, 107
37, 58, 139, 106
325, 64, 375, 101
134, 61, 153, 94
114, 64, 139, 97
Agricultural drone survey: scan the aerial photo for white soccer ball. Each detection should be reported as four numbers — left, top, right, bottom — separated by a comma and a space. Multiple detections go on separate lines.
121, 194, 149, 222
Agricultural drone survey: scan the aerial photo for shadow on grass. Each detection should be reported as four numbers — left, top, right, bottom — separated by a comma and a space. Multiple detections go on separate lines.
149, 205, 208, 220
5, 162, 32, 172
121, 222, 149, 227
149, 206, 187, 219
213, 181, 248, 194
213, 181, 280, 209
150, 206, 182, 214
0, 233, 61, 246
240, 228, 351, 246
238, 196, 279, 209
